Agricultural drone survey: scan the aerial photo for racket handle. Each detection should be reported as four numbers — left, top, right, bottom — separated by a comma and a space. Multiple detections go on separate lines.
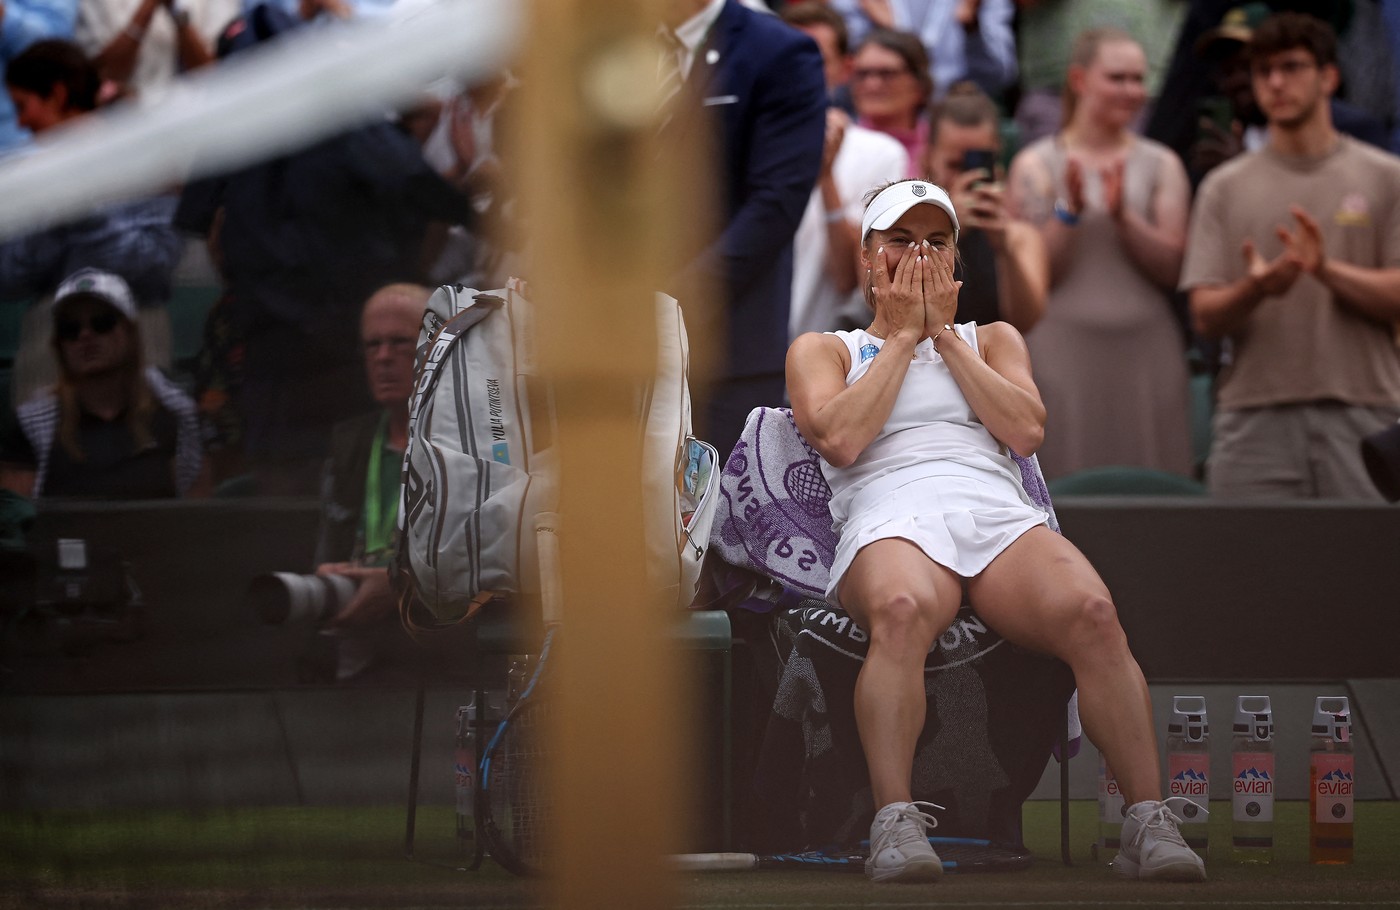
668, 852, 759, 872
534, 512, 563, 625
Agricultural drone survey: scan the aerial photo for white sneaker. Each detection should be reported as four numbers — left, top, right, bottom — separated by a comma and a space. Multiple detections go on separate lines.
1112, 799, 1207, 882
865, 801, 943, 883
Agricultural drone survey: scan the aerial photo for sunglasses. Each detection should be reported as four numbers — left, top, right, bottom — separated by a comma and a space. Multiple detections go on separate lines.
55, 310, 122, 341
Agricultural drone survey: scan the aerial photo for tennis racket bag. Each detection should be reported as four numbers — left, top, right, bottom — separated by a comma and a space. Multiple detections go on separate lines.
397, 281, 718, 621
396, 281, 550, 622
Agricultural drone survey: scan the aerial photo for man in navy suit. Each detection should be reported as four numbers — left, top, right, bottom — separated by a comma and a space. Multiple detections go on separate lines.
662, 0, 827, 459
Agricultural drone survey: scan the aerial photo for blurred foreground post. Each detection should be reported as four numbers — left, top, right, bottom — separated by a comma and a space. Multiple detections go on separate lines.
511, 0, 714, 906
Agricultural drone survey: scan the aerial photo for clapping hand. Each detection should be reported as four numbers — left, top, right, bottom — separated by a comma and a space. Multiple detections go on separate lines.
447, 94, 477, 172
1242, 237, 1301, 298
1279, 205, 1326, 275
1101, 158, 1125, 221
1063, 157, 1086, 219
821, 107, 849, 177
1241, 206, 1325, 299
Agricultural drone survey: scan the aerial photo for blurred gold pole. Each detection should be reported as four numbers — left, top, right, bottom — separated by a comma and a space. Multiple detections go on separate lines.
510, 0, 714, 907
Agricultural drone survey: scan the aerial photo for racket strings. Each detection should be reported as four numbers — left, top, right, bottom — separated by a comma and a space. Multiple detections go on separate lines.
489, 698, 553, 873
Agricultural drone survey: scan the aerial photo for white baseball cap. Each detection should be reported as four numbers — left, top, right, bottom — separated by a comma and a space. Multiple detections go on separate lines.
53, 268, 139, 322
861, 180, 959, 243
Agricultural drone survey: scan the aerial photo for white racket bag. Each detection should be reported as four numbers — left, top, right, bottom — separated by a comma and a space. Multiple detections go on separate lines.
397, 281, 717, 621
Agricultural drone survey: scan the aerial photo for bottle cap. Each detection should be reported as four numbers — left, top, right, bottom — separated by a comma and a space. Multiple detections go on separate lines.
1167, 695, 1209, 742
1311, 695, 1351, 742
1233, 694, 1273, 741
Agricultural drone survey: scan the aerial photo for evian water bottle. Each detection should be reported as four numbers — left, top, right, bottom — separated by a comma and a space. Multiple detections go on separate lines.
1166, 695, 1210, 858
1097, 754, 1125, 859
1231, 695, 1275, 863
1310, 696, 1354, 864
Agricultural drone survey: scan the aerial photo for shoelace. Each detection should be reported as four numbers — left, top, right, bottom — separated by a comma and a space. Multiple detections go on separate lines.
1130, 798, 1208, 851
875, 801, 946, 849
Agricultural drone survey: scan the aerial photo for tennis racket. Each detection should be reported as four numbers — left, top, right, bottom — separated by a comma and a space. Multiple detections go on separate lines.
671, 837, 1034, 875
477, 515, 562, 878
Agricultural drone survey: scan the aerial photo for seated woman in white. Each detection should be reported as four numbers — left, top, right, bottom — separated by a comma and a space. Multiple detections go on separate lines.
785, 180, 1204, 885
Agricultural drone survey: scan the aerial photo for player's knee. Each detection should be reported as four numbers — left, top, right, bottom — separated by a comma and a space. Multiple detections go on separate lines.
864, 589, 931, 641
1070, 593, 1122, 646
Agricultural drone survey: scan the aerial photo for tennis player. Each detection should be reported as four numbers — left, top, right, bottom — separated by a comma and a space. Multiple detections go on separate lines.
785, 179, 1206, 884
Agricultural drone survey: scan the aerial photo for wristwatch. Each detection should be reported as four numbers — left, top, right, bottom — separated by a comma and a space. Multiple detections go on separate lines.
1053, 198, 1080, 226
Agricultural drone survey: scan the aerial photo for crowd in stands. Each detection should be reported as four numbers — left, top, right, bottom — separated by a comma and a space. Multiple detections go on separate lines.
2, 0, 1399, 530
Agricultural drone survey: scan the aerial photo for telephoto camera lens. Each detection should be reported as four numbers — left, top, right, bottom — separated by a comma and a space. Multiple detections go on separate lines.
247, 572, 358, 625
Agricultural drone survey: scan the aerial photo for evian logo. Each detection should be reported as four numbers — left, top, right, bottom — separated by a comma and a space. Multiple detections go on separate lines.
1235, 767, 1274, 795
1170, 767, 1209, 796
1317, 768, 1354, 796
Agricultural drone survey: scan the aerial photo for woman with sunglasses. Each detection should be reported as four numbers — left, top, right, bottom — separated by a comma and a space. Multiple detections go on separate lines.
0, 269, 205, 499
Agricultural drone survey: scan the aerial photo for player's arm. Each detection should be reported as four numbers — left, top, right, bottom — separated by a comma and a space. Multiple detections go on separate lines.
788, 246, 922, 468
938, 321, 1045, 457
788, 332, 913, 469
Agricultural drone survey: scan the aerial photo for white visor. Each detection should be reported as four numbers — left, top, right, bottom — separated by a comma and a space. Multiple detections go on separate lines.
860, 181, 959, 243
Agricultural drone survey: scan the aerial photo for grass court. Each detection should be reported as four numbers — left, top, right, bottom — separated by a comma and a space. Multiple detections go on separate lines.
3, 800, 1397, 909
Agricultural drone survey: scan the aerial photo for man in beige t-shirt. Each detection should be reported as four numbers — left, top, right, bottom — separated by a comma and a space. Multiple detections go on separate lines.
1181, 12, 1400, 500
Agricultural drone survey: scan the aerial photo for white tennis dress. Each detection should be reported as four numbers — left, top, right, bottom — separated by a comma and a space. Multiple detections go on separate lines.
822, 324, 1049, 603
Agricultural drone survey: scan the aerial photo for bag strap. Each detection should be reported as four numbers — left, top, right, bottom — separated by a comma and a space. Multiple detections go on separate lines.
395, 293, 509, 632
407, 295, 505, 428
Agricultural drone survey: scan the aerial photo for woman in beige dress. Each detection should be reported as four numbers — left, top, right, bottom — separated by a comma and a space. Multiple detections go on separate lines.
1007, 27, 1194, 481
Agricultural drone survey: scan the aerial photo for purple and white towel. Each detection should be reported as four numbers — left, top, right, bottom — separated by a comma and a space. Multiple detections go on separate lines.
710, 406, 1060, 603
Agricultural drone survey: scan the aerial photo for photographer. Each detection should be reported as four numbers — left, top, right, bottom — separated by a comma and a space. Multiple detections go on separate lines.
310, 283, 428, 678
